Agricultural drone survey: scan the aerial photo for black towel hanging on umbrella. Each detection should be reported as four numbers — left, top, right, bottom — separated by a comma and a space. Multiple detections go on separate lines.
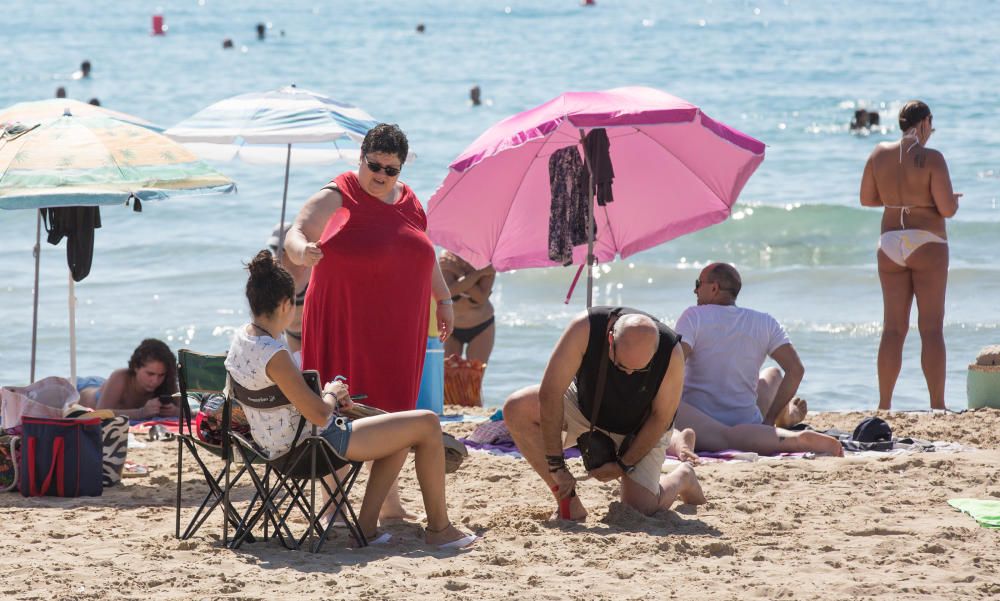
583, 128, 614, 206
40, 207, 102, 282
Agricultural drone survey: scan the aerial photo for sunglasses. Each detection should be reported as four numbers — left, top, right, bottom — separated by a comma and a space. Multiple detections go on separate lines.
611, 335, 653, 374
695, 278, 736, 294
363, 154, 401, 177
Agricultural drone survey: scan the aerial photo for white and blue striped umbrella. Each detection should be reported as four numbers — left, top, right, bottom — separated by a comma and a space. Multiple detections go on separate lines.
165, 85, 380, 165
165, 85, 382, 257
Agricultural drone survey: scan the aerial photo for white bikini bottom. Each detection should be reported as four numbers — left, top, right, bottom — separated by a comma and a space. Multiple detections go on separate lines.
878, 229, 947, 267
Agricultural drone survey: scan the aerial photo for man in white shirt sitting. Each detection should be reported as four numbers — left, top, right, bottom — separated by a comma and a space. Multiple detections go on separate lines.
673, 263, 843, 457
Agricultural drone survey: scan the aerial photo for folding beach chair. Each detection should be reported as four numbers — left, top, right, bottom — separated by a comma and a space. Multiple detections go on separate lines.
222, 370, 367, 552
174, 349, 252, 541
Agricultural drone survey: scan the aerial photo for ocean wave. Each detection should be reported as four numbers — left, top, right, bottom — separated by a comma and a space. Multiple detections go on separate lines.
625, 202, 1000, 269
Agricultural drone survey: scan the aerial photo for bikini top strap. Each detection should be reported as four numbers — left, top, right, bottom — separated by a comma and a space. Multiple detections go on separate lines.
882, 204, 910, 228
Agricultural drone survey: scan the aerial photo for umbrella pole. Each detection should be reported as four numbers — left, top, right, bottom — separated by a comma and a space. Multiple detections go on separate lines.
68, 270, 77, 386
277, 143, 292, 262
30, 209, 42, 383
579, 129, 596, 308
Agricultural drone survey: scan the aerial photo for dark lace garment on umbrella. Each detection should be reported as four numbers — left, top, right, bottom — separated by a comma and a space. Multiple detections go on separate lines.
547, 146, 590, 265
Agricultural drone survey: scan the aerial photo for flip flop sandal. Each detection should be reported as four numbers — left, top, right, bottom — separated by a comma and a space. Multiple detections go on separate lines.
147, 424, 175, 442
122, 460, 151, 478
437, 533, 477, 550
368, 532, 392, 545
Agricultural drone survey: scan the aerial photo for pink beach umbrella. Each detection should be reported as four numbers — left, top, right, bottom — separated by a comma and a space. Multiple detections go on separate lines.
426, 86, 765, 306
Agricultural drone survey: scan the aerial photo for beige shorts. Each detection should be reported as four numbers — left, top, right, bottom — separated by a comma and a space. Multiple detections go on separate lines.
562, 381, 670, 496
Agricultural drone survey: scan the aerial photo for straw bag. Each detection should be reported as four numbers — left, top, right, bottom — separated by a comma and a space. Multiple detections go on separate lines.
443, 355, 486, 407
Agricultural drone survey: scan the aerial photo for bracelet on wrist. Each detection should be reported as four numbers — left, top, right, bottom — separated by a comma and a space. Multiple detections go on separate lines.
545, 454, 567, 473
437, 298, 454, 306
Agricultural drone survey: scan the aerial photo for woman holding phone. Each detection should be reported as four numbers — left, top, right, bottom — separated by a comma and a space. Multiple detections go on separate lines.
224, 251, 475, 548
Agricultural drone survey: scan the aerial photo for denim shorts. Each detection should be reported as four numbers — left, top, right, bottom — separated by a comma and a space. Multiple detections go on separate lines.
319, 416, 353, 458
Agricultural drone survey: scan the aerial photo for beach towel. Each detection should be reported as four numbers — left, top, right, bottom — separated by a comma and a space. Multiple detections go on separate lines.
947, 499, 1000, 529
129, 417, 181, 432
41, 206, 102, 282
584, 128, 614, 206
460, 437, 582, 461
661, 449, 813, 469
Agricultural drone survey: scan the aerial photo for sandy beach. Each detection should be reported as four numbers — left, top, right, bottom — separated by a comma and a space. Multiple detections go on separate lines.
1, 407, 998, 600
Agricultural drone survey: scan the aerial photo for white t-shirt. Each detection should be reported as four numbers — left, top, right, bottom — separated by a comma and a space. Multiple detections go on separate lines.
225, 326, 317, 458
674, 304, 791, 427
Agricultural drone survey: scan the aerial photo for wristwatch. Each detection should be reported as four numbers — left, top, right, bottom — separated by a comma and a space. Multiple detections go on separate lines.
616, 458, 636, 475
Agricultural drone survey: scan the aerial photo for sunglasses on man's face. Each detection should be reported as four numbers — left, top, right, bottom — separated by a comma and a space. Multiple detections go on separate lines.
364, 155, 401, 177
695, 278, 736, 294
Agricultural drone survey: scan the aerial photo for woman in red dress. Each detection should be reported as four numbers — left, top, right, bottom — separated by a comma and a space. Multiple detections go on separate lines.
284, 124, 454, 521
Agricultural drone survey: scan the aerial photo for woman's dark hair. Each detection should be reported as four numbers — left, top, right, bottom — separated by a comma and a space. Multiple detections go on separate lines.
245, 249, 295, 317
128, 338, 178, 396
898, 100, 931, 132
361, 123, 409, 164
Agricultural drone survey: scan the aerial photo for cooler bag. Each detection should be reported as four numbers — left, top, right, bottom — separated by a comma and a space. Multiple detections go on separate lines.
19, 416, 103, 497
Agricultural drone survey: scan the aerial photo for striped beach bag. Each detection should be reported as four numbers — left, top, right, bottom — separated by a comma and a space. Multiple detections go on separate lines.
100, 416, 129, 487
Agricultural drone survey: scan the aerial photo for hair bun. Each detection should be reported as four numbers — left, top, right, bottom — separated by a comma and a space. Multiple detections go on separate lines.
247, 249, 277, 277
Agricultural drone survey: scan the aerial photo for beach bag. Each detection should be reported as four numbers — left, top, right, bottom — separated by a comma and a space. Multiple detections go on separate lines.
0, 434, 20, 492
100, 416, 129, 487
195, 393, 251, 446
1, 377, 79, 429
442, 433, 468, 474
19, 416, 103, 497
443, 355, 486, 407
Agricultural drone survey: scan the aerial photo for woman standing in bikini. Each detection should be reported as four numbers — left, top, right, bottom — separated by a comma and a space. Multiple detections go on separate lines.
860, 100, 961, 410
439, 250, 496, 364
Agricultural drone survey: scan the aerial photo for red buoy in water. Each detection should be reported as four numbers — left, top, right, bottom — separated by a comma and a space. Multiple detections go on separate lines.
152, 14, 167, 35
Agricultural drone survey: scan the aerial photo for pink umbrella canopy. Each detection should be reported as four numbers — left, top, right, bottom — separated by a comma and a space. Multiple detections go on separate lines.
426, 86, 765, 272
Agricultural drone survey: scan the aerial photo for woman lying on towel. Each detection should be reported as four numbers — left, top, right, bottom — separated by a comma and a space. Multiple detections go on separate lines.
225, 250, 476, 549
78, 338, 180, 420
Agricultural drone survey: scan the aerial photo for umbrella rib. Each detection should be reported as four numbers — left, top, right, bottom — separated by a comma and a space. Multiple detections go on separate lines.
597, 199, 620, 261
631, 125, 730, 210
494, 139, 552, 262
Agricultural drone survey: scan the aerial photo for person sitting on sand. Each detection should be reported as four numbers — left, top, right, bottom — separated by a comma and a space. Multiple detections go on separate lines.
225, 250, 476, 548
78, 338, 180, 420
504, 307, 705, 521
672, 263, 843, 457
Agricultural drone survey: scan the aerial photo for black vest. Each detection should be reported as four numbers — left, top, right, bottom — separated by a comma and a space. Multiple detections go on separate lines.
574, 306, 680, 434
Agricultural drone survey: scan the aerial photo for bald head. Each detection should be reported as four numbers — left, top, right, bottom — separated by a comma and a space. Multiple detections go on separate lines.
610, 314, 660, 372
696, 263, 741, 305
706, 263, 741, 295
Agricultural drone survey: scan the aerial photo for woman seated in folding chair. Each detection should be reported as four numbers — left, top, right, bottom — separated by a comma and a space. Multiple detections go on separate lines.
225, 251, 476, 549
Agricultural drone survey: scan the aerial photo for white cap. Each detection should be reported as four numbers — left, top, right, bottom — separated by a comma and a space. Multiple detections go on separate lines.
266, 222, 292, 253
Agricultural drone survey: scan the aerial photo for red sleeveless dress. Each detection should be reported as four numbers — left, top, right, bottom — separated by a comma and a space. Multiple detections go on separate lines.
301, 171, 435, 413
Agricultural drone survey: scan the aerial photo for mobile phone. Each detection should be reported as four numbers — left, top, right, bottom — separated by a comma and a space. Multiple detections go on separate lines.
159, 394, 175, 405
350, 394, 368, 401
302, 370, 322, 395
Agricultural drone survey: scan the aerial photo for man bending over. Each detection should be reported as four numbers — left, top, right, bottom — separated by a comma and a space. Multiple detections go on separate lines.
504, 307, 705, 521
673, 263, 843, 457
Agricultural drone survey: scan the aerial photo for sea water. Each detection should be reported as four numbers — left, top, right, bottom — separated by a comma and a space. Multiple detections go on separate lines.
1, 0, 997, 411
